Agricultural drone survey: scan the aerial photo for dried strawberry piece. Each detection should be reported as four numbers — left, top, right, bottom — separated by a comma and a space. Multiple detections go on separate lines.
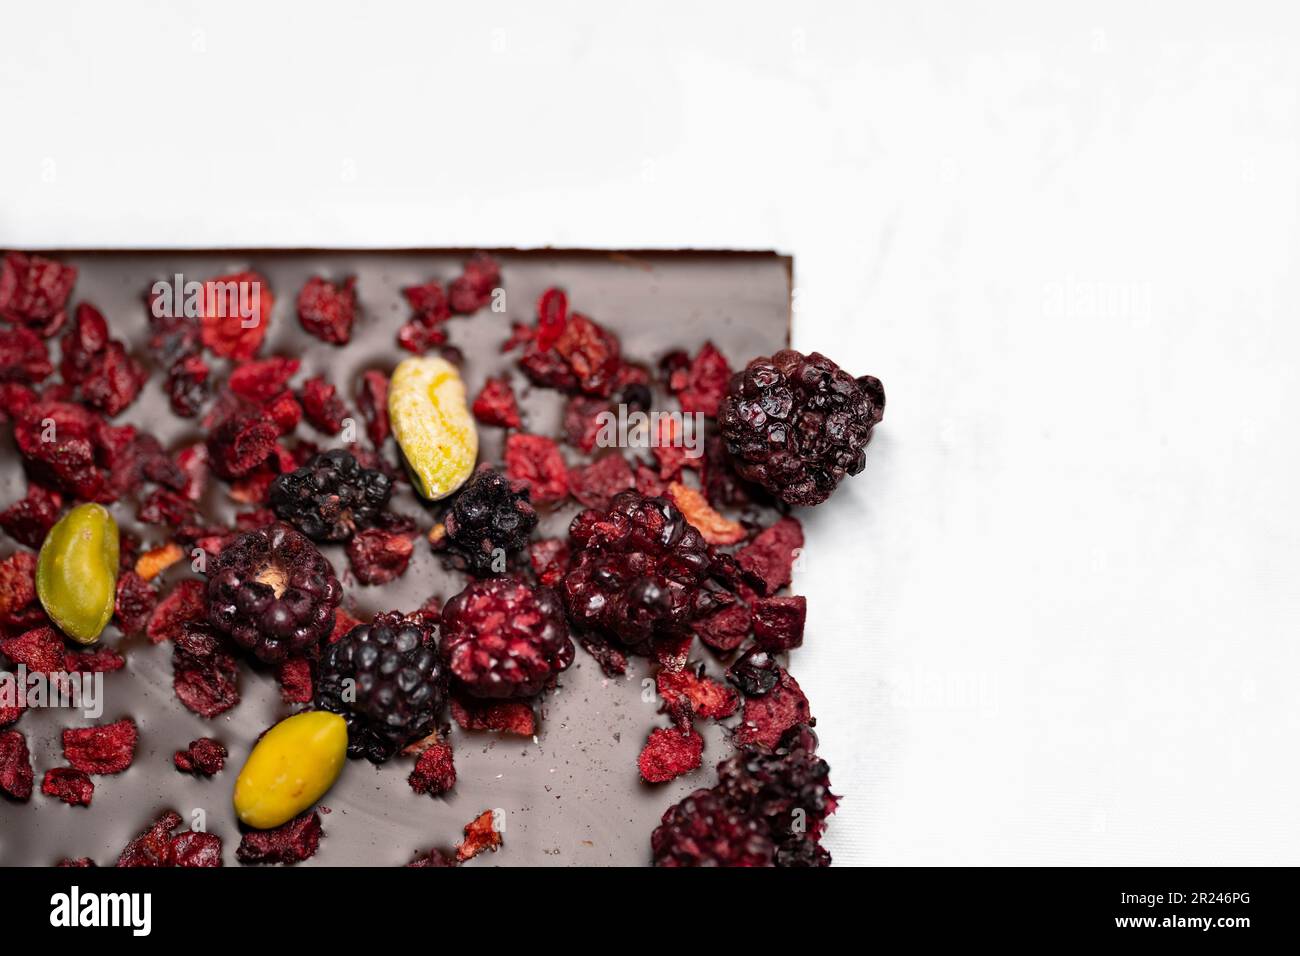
1, 626, 63, 673
166, 355, 210, 417
297, 276, 356, 345
455, 809, 503, 862
41, 767, 94, 806
657, 667, 740, 721
200, 271, 273, 360
147, 579, 206, 643
734, 669, 810, 748
236, 810, 322, 865
172, 624, 240, 718
695, 603, 752, 652
276, 656, 313, 703
472, 376, 522, 429
669, 342, 732, 417
735, 517, 803, 595
0, 326, 53, 383
667, 481, 745, 545
0, 252, 77, 330
347, 528, 413, 585
396, 320, 448, 354
62, 717, 138, 775
638, 727, 704, 783
81, 341, 145, 416
117, 810, 182, 866
408, 740, 456, 796
562, 395, 610, 452
448, 253, 501, 314
114, 571, 158, 636
0, 552, 43, 634
751, 596, 806, 651
0, 730, 33, 800
300, 377, 349, 435
535, 287, 568, 352
171, 830, 224, 867
504, 433, 568, 504
569, 453, 635, 510
0, 484, 61, 549
450, 695, 536, 736
65, 646, 125, 673
206, 409, 279, 479
264, 390, 302, 434
230, 356, 301, 403
528, 538, 569, 587
357, 370, 390, 446
554, 314, 621, 397
173, 737, 227, 776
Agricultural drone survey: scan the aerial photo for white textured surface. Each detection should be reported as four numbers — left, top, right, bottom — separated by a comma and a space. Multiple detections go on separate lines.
2, 1, 1298, 865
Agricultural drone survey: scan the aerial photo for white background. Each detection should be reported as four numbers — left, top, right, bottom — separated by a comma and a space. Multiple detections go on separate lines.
3, 0, 1298, 865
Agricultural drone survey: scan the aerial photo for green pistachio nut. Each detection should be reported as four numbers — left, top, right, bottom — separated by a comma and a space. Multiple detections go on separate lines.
36, 502, 120, 644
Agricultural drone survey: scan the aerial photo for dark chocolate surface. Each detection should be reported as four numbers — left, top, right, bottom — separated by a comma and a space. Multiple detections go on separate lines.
0, 249, 791, 866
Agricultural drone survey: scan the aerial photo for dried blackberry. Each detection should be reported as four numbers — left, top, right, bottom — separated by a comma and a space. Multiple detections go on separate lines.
650, 789, 776, 867
205, 523, 342, 663
718, 349, 884, 507
269, 449, 392, 542
441, 578, 574, 699
436, 468, 537, 575
315, 613, 447, 763
562, 490, 715, 647
726, 648, 781, 697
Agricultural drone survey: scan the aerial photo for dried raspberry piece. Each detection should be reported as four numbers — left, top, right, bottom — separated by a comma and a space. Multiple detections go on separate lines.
527, 538, 569, 587
137, 488, 194, 528
266, 389, 302, 433
735, 517, 803, 595
733, 669, 810, 748
448, 254, 501, 314
669, 342, 732, 417
0, 484, 62, 547
504, 433, 568, 504
562, 395, 610, 453
114, 571, 158, 636
638, 727, 704, 783
1, 626, 64, 674
0, 326, 53, 383
65, 645, 125, 674
554, 314, 621, 397
657, 667, 740, 721
275, 656, 313, 703
455, 809, 503, 862
173, 737, 227, 776
396, 320, 448, 354
147, 579, 206, 643
41, 767, 94, 806
695, 603, 751, 652
0, 553, 44, 633
569, 453, 635, 510
206, 409, 279, 479
667, 481, 746, 545
12, 400, 107, 500
300, 377, 350, 434
171, 830, 224, 867
751, 596, 806, 651
200, 271, 273, 360
408, 740, 456, 795
172, 624, 240, 718
166, 355, 210, 417
357, 370, 390, 446
0, 252, 77, 330
117, 810, 182, 866
449, 695, 536, 736
230, 356, 300, 403
236, 810, 322, 865
402, 279, 451, 323
58, 302, 108, 384
297, 276, 356, 345
472, 376, 522, 428
81, 341, 145, 416
0, 730, 33, 800
62, 717, 137, 774
347, 528, 414, 585
0, 382, 35, 420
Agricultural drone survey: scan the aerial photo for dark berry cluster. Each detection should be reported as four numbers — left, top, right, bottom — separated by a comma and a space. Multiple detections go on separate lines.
269, 449, 392, 542
436, 468, 537, 575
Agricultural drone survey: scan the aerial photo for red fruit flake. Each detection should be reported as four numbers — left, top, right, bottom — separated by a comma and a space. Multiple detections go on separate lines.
1, 627, 64, 674
171, 830, 224, 867
562, 395, 610, 453
657, 667, 740, 721
300, 377, 349, 435
347, 528, 413, 585
41, 767, 94, 806
0, 382, 36, 420
472, 376, 522, 429
166, 355, 210, 417
62, 718, 138, 774
638, 727, 704, 783
297, 276, 357, 345
229, 356, 300, 403
329, 606, 364, 644
357, 370, 390, 446
735, 516, 804, 595
65, 646, 126, 674
118, 810, 223, 867
455, 808, 503, 862
12, 400, 107, 501
751, 596, 806, 651
396, 320, 448, 354
633, 459, 667, 497
0, 326, 53, 383
554, 314, 621, 397
535, 287, 568, 352
265, 390, 302, 434
734, 670, 811, 748
694, 603, 751, 652
276, 656, 314, 703
58, 303, 108, 384
0, 552, 43, 633
578, 633, 628, 677
172, 626, 240, 718
206, 409, 279, 479
0, 701, 23, 727
81, 341, 145, 416
147, 579, 206, 643
200, 271, 273, 360
504, 433, 568, 505
528, 538, 570, 587
450, 695, 536, 737
669, 342, 732, 417
173, 737, 227, 776
408, 740, 456, 796
0, 730, 33, 800
0, 252, 77, 330
448, 253, 501, 315
653, 632, 694, 674
402, 279, 451, 324
569, 453, 635, 510
114, 571, 158, 636
667, 481, 745, 545
138, 487, 195, 527
236, 810, 322, 865
651, 417, 702, 482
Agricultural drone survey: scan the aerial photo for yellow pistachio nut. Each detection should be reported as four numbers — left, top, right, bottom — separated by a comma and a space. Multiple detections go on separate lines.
36, 502, 120, 644
388, 356, 478, 501
233, 711, 348, 829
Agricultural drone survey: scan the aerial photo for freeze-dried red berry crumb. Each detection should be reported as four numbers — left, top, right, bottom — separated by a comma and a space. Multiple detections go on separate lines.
65, 646, 125, 674
200, 271, 273, 360
62, 718, 138, 775
735, 517, 804, 595
695, 604, 751, 652
117, 810, 223, 867
229, 356, 300, 403
0, 483, 62, 549
528, 538, 569, 587
41, 767, 94, 806
172, 830, 224, 867
147, 579, 206, 643
1, 626, 63, 673
569, 453, 635, 510
448, 254, 501, 315
456, 809, 503, 862
751, 596, 806, 651
276, 656, 314, 703
347, 528, 413, 585
657, 667, 740, 721
0, 551, 42, 633
57, 857, 95, 867
114, 571, 158, 636
562, 395, 609, 453
450, 695, 536, 736
408, 741, 456, 796
0, 252, 77, 329
535, 287, 567, 352
206, 410, 279, 479
172, 624, 240, 718
504, 433, 568, 505
669, 342, 732, 417
297, 276, 357, 345
0, 730, 33, 800
236, 810, 322, 865
667, 481, 746, 545
408, 848, 457, 867
173, 737, 227, 776
357, 370, 390, 446
734, 670, 811, 748
300, 377, 350, 435
638, 727, 704, 783
472, 376, 522, 428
